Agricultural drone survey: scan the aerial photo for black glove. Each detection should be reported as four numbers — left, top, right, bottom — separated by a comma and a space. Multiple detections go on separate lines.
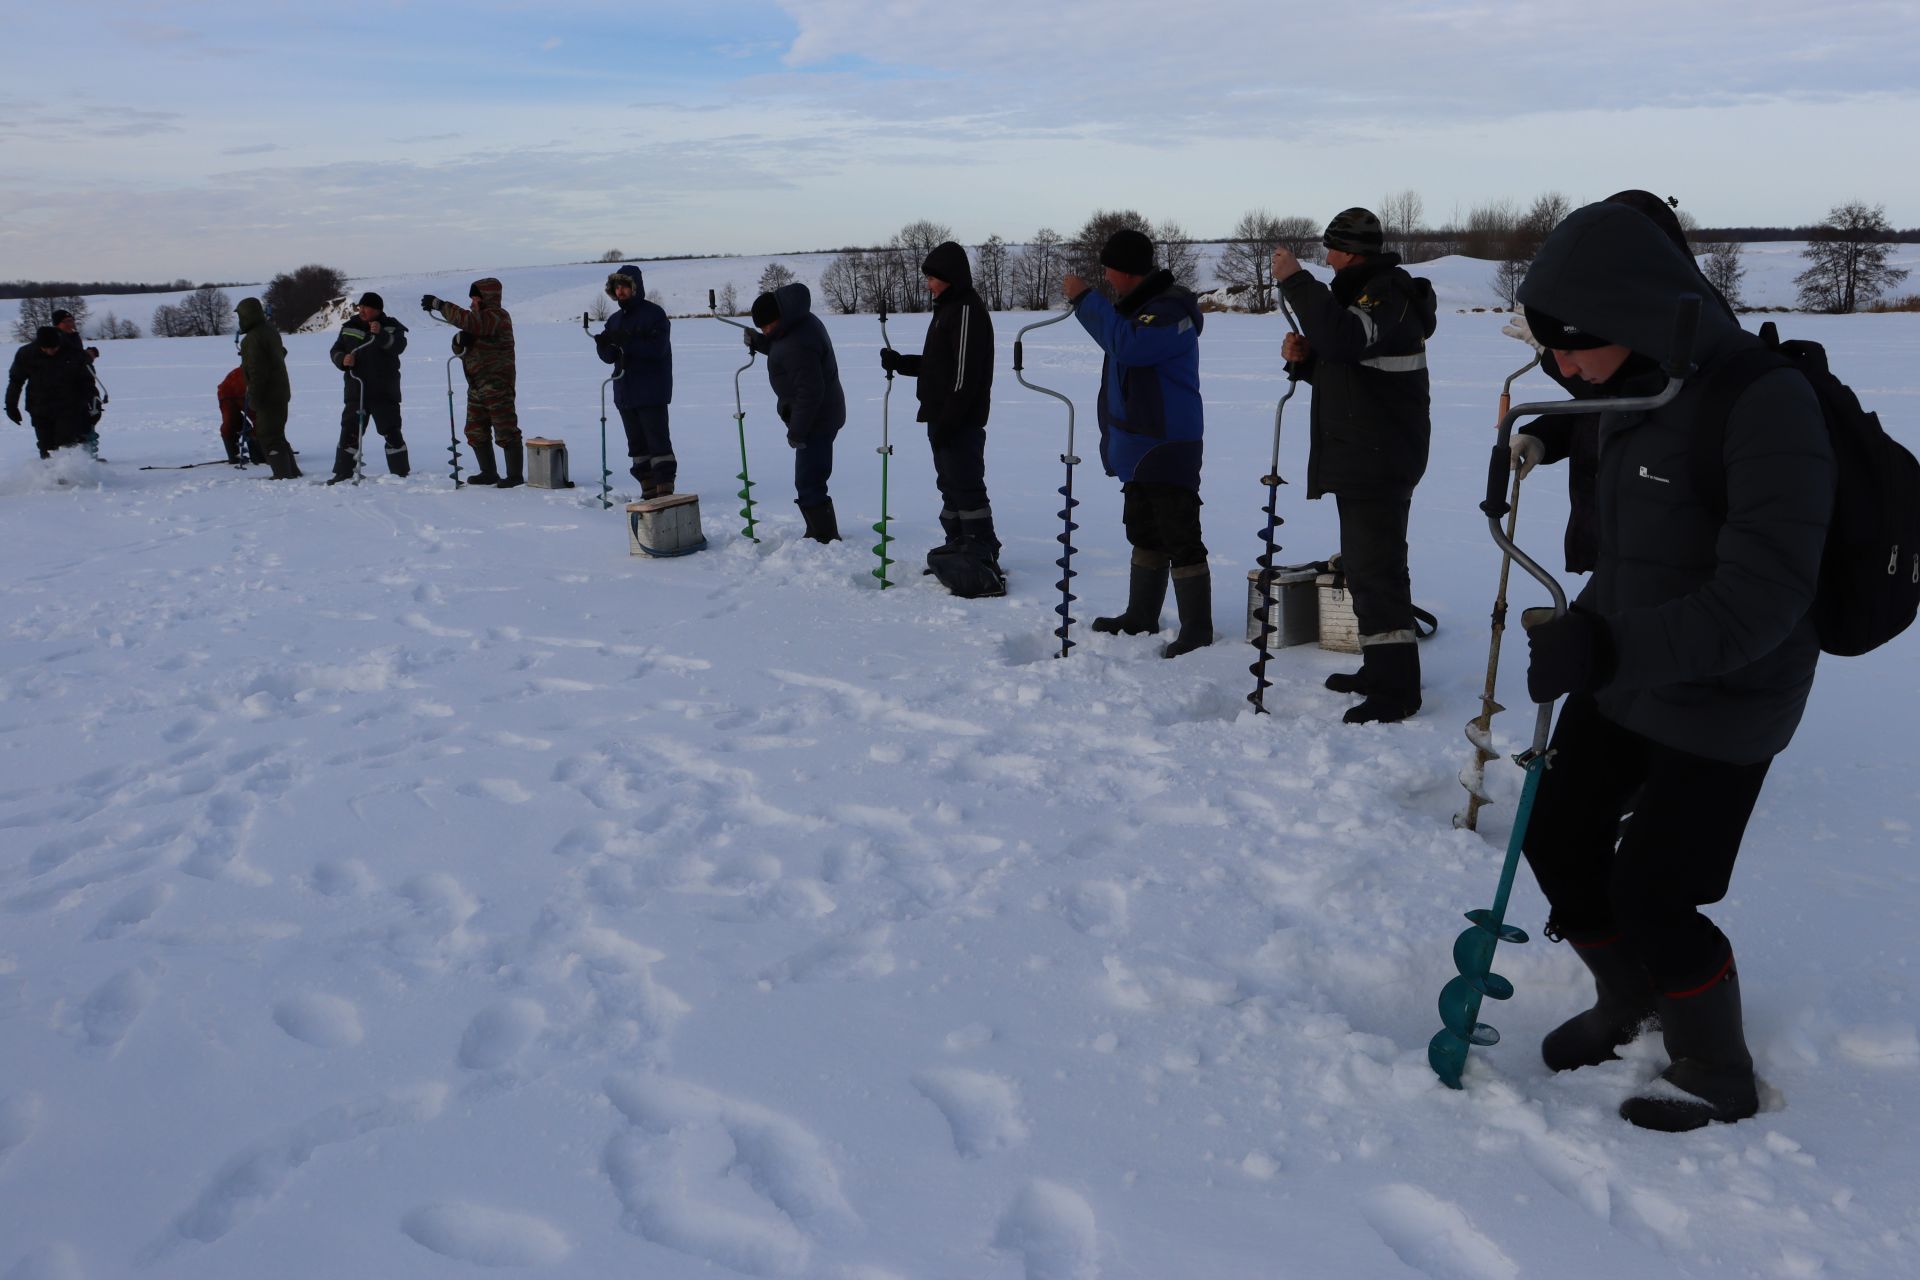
5, 406, 20, 425
879, 347, 900, 374
451, 332, 471, 354
1525, 608, 1614, 704
787, 430, 805, 449
420, 294, 440, 314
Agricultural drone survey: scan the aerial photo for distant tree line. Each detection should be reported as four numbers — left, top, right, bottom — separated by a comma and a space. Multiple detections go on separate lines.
1, 277, 241, 301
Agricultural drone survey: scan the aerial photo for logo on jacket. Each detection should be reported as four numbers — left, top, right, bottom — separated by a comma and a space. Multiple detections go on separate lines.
1638, 465, 1671, 484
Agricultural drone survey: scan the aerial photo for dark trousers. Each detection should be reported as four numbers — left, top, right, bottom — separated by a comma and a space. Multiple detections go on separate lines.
617, 404, 676, 492
794, 423, 840, 508
931, 423, 990, 514
1522, 694, 1771, 990
338, 400, 404, 450
1335, 493, 1415, 640
1121, 481, 1206, 569
31, 414, 88, 457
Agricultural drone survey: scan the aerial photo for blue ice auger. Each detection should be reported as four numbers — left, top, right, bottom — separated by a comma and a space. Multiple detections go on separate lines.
587, 312, 622, 510
1249, 295, 1304, 714
709, 290, 761, 542
1430, 294, 1702, 1090
1015, 307, 1081, 658
873, 302, 897, 589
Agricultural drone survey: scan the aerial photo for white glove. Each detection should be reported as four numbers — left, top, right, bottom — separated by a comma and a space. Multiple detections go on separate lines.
1509, 433, 1545, 479
1501, 314, 1542, 353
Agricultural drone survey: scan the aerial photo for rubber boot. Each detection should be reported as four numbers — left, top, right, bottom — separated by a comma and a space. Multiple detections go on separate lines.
800, 498, 840, 544
1342, 642, 1421, 724
1543, 932, 1658, 1072
1325, 668, 1368, 694
223, 435, 242, 466
1092, 551, 1168, 635
266, 446, 301, 480
469, 443, 500, 487
1620, 959, 1759, 1132
495, 441, 525, 489
386, 439, 410, 477
953, 508, 1008, 597
937, 509, 963, 552
1161, 565, 1215, 658
327, 447, 357, 485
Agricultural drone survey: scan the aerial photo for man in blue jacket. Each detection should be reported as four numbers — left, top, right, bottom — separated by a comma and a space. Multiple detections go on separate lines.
1065, 228, 1211, 658
594, 265, 676, 499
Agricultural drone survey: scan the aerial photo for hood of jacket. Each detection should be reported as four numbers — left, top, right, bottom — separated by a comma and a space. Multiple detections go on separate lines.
607, 264, 645, 300
773, 281, 815, 326
469, 277, 505, 310
1519, 202, 1739, 369
921, 241, 973, 291
235, 297, 268, 334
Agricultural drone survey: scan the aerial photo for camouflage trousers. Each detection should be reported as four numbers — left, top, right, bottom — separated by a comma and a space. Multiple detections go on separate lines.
464, 387, 520, 450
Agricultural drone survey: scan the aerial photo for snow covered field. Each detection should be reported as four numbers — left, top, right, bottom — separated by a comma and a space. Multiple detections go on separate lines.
2, 299, 1918, 1279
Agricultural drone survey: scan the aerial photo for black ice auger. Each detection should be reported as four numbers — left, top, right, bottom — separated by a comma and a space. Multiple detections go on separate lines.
1014, 307, 1082, 658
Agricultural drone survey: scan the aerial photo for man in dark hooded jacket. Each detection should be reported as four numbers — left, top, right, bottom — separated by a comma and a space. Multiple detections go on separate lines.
879, 240, 1001, 594
6, 326, 93, 457
327, 292, 410, 482
1513, 201, 1834, 1133
236, 296, 300, 478
50, 309, 104, 457
746, 282, 847, 543
1065, 229, 1212, 659
424, 278, 519, 487
1275, 207, 1438, 723
594, 265, 676, 499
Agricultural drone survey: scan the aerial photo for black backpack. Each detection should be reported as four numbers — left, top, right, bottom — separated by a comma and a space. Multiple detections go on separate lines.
1693, 322, 1920, 657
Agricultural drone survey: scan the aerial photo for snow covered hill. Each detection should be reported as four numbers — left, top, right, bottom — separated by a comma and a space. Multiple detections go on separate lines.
1, 308, 1917, 1279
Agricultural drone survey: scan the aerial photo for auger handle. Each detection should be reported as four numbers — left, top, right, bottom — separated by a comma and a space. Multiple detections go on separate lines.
1015, 308, 1079, 460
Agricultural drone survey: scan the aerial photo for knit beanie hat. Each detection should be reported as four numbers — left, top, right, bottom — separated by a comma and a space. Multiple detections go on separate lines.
34, 325, 61, 348
1524, 304, 1615, 351
1322, 207, 1385, 255
1098, 229, 1155, 276
355, 292, 384, 310
751, 292, 781, 328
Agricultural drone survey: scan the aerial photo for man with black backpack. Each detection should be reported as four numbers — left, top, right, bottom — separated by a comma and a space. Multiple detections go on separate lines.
1512, 200, 1842, 1132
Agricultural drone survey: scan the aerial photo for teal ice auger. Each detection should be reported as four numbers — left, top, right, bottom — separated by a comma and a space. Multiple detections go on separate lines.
709, 289, 761, 543
872, 302, 897, 589
587, 311, 622, 510
1430, 294, 1702, 1090
1014, 306, 1081, 658
1248, 295, 1303, 714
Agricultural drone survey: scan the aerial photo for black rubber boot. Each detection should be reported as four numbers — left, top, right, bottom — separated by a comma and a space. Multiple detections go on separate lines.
800, 499, 840, 543
223, 435, 242, 466
937, 509, 963, 551
386, 440, 410, 477
495, 441, 525, 489
1342, 643, 1421, 723
1092, 552, 1168, 635
469, 443, 500, 488
1543, 932, 1658, 1072
1161, 566, 1214, 658
1324, 669, 1368, 694
327, 447, 357, 485
266, 446, 301, 480
1620, 960, 1759, 1133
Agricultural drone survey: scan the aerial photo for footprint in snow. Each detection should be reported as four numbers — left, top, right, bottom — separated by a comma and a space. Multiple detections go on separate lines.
90, 882, 172, 940
400, 1202, 570, 1268
912, 1068, 1029, 1157
992, 1180, 1099, 1280
272, 993, 364, 1049
457, 998, 547, 1070
1359, 1184, 1518, 1280
68, 963, 160, 1055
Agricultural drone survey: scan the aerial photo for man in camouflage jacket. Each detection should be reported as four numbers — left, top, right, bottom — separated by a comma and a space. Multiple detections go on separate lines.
424, 278, 520, 487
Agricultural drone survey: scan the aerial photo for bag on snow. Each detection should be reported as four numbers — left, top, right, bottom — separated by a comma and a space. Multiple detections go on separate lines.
1693, 321, 1920, 657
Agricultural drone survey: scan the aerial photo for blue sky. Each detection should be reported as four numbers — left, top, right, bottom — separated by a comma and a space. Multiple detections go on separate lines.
3, 0, 1917, 281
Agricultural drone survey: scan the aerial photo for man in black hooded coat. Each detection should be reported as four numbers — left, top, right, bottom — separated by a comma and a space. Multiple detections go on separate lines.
1514, 200, 1834, 1133
880, 240, 1002, 595
6, 326, 94, 457
746, 282, 847, 543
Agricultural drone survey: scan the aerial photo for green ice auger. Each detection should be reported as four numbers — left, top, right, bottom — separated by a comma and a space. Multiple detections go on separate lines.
710, 290, 760, 542
1430, 294, 1702, 1089
873, 302, 896, 589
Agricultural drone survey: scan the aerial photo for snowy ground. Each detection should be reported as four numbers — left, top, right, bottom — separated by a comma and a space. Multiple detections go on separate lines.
2, 302, 1918, 1280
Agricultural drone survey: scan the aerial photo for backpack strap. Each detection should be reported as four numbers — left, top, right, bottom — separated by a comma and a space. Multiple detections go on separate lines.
1689, 341, 1792, 521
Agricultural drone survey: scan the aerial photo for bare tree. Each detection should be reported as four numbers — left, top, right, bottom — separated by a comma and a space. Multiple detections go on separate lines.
117, 316, 141, 339
1795, 200, 1912, 313
1494, 258, 1529, 308
176, 285, 233, 337
756, 262, 796, 296
263, 264, 347, 332
1216, 211, 1285, 313
587, 294, 611, 322
10, 294, 88, 344
1014, 228, 1065, 310
598, 249, 625, 263
716, 282, 739, 316
1458, 198, 1520, 261
819, 251, 865, 315
895, 219, 954, 260
1156, 219, 1201, 289
1699, 242, 1747, 311
1379, 189, 1425, 252
975, 235, 1009, 310
151, 303, 187, 337
1069, 209, 1153, 297
94, 311, 123, 340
